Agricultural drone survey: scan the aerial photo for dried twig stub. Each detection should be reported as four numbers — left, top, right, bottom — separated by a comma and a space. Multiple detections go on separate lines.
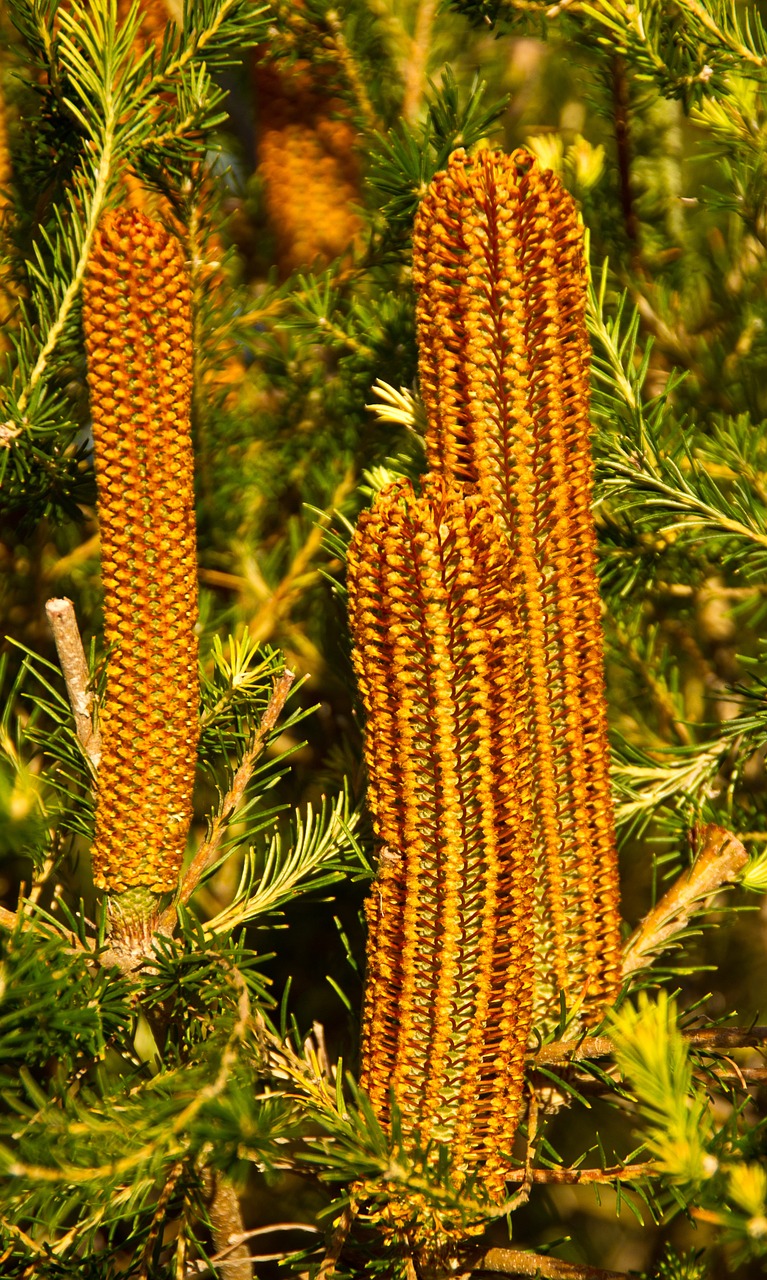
45, 596, 101, 771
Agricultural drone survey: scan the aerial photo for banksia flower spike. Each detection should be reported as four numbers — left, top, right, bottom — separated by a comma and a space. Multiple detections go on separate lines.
83, 210, 198, 901
254, 56, 361, 275
347, 478, 535, 1200
412, 149, 621, 1024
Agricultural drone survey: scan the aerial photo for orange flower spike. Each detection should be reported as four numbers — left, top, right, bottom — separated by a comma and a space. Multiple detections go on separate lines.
348, 478, 535, 1199
83, 210, 198, 897
254, 56, 361, 275
412, 149, 622, 1024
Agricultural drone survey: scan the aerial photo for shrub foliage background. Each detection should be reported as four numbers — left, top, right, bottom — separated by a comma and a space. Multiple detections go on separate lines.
1, 1, 766, 1277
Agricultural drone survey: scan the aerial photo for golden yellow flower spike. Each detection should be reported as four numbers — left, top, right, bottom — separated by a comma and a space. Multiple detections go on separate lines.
347, 478, 535, 1200
254, 55, 361, 276
83, 210, 198, 899
412, 148, 621, 1024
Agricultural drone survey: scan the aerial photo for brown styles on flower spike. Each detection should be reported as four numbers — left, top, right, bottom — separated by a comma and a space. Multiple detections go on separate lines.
412, 148, 622, 1024
83, 210, 198, 895
347, 478, 536, 1199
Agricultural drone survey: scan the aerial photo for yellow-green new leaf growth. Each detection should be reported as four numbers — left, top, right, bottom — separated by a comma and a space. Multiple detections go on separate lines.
609, 992, 715, 1185
413, 148, 621, 1024
348, 478, 535, 1200
84, 210, 198, 895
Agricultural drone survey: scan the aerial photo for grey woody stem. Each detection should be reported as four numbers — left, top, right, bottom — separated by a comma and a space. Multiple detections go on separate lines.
205, 1173, 253, 1280
45, 596, 101, 771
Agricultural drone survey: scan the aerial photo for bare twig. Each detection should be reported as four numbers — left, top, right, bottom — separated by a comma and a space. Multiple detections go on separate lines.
210, 1225, 321, 1267
45, 530, 100, 580
231, 1223, 321, 1239
683, 1025, 767, 1051
210, 1223, 320, 1266
622, 823, 749, 976
531, 1036, 615, 1065
198, 566, 249, 592
655, 581, 767, 601
503, 1162, 654, 1186
531, 1025, 767, 1068
203, 1172, 253, 1280
45, 597, 101, 771
308, 1021, 333, 1079
470, 1248, 631, 1280
0, 901, 87, 953
317, 1203, 356, 1280
726, 1067, 767, 1081
161, 668, 295, 928
402, 0, 438, 123
138, 1160, 186, 1280
27, 855, 55, 907
0, 904, 21, 934
322, 9, 382, 133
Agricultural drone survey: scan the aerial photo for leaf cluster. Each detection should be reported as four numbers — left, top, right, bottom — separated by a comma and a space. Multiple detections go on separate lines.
612, 993, 767, 1265
367, 69, 507, 235
0, 915, 295, 1272
1, 0, 271, 519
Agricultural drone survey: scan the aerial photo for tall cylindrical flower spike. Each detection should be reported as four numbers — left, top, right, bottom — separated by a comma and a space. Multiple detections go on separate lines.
83, 210, 198, 897
348, 478, 535, 1200
412, 149, 621, 1025
254, 56, 361, 275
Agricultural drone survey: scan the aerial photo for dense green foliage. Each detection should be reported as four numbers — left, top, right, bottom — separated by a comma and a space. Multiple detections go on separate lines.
1, 1, 766, 1277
